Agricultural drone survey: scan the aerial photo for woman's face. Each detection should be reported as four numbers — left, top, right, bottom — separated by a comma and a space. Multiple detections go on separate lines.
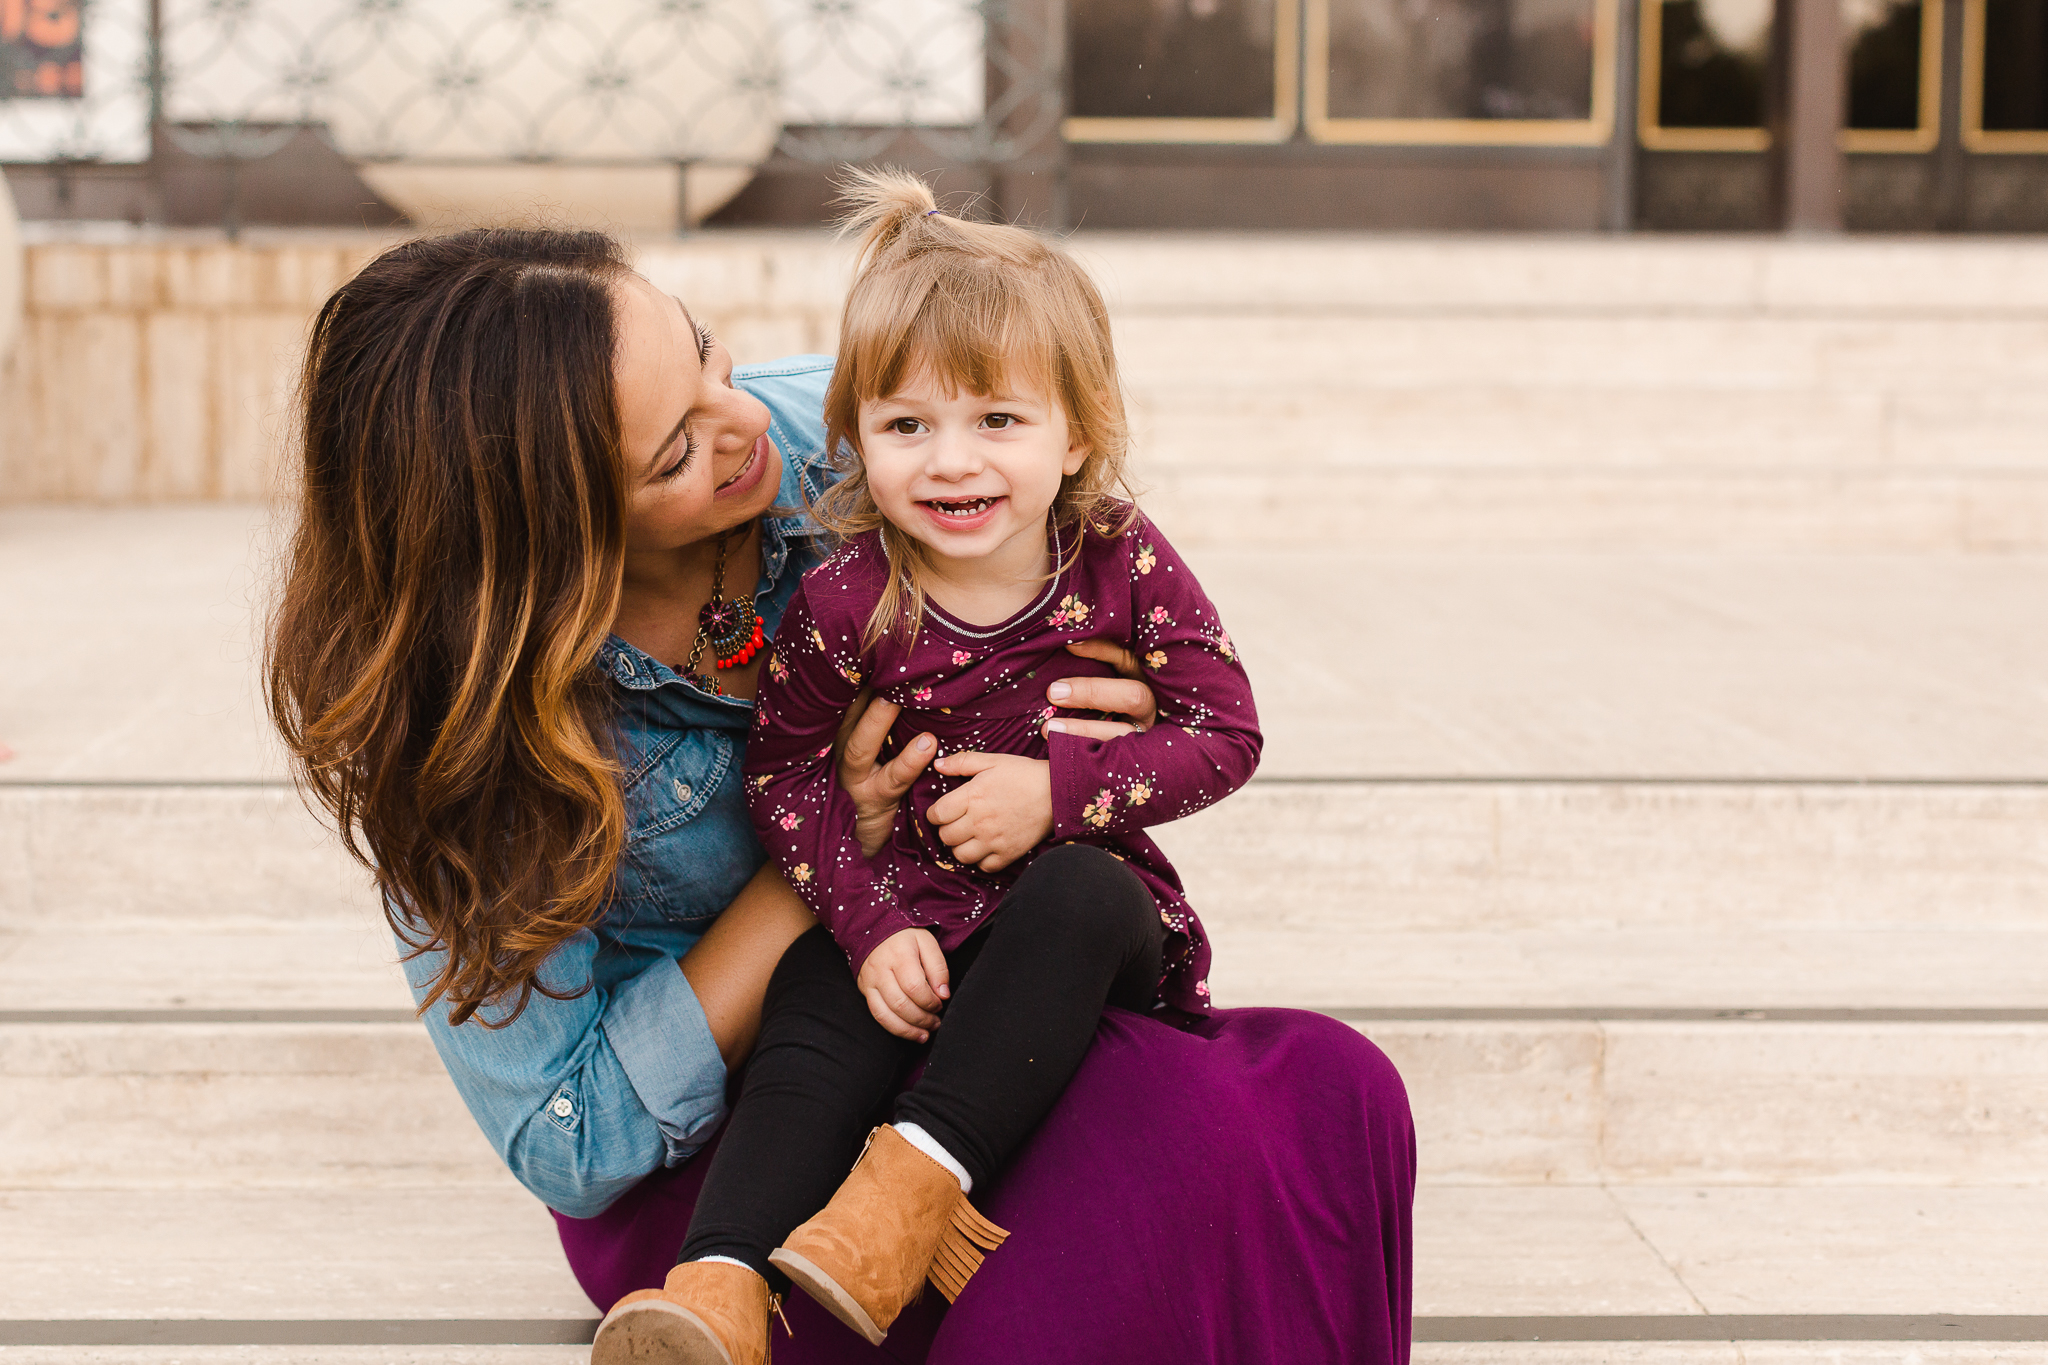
613, 272, 783, 553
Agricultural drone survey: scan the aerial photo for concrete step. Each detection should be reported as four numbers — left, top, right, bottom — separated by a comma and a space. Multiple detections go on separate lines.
1111, 314, 2048, 395
1068, 235, 2048, 317
0, 1184, 2041, 1350
7, 1013, 2045, 1188
1, 1340, 2040, 1365
10, 782, 2044, 997
1130, 386, 2048, 473
11, 506, 2048, 783
1140, 470, 2048, 551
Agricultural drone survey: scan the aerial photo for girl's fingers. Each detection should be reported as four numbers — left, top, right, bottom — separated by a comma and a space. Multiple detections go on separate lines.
926, 789, 966, 828
883, 980, 939, 1031
914, 933, 951, 1001
949, 837, 988, 866
865, 987, 928, 1042
899, 962, 943, 1015
1043, 717, 1139, 742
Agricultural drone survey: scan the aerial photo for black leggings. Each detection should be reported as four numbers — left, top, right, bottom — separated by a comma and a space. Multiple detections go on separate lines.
678, 843, 1166, 1284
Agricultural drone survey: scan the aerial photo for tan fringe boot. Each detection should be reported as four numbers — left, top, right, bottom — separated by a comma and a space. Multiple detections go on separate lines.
768, 1125, 1010, 1345
591, 1259, 785, 1365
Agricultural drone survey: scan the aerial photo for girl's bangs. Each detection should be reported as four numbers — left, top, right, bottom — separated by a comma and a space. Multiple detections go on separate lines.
855, 269, 1059, 406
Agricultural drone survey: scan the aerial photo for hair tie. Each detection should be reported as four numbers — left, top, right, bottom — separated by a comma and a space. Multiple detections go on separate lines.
926, 208, 941, 216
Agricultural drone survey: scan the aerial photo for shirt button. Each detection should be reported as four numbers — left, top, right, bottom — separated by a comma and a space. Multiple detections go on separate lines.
551, 1096, 574, 1118
673, 781, 693, 802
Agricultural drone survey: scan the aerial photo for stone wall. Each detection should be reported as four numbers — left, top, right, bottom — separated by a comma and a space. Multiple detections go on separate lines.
0, 233, 387, 501
0, 229, 855, 504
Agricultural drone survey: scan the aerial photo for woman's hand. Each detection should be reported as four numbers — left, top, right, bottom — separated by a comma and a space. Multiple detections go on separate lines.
834, 689, 937, 857
927, 753, 1053, 872
1042, 638, 1158, 741
857, 927, 950, 1042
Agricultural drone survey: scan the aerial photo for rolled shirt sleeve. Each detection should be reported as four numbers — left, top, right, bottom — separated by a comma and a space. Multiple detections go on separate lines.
403, 924, 728, 1219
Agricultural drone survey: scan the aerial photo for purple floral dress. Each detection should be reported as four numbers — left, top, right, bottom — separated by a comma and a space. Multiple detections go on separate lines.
744, 509, 1262, 1014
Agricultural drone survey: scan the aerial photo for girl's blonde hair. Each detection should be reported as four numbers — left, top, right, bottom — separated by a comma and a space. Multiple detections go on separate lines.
815, 167, 1136, 646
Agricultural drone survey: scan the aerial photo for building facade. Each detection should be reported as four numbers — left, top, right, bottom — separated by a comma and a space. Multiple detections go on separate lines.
3, 0, 2044, 231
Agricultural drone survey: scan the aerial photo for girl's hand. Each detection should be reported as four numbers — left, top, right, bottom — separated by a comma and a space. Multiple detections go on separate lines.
927, 753, 1054, 872
857, 927, 950, 1042
834, 689, 937, 857
1043, 639, 1158, 741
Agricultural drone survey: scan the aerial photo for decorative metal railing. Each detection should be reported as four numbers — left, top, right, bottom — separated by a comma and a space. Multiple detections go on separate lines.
0, 0, 1065, 227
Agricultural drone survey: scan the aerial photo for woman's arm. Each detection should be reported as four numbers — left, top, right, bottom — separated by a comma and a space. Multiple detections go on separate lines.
677, 860, 815, 1069
404, 925, 722, 1219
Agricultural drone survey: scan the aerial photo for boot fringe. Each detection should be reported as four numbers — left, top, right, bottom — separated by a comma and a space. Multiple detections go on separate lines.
927, 1192, 1010, 1303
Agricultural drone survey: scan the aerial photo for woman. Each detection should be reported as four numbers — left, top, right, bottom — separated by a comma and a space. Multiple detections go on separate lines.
267, 227, 1414, 1364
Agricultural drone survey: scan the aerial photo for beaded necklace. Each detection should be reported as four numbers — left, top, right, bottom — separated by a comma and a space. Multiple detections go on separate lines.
681, 525, 766, 696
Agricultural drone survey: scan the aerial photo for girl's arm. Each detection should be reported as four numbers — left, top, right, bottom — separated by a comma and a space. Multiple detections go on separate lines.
745, 580, 924, 976
1046, 523, 1263, 841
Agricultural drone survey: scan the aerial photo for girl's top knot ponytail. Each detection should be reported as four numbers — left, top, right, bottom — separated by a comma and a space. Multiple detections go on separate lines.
835, 165, 947, 271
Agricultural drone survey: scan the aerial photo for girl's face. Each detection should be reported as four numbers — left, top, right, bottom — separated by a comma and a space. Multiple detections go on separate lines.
858, 366, 1089, 579
612, 272, 782, 553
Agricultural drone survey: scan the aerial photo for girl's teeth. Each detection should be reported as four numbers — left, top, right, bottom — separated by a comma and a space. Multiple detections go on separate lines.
935, 498, 993, 517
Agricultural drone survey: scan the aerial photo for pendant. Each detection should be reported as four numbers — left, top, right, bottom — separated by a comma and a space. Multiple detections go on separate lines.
698, 596, 765, 670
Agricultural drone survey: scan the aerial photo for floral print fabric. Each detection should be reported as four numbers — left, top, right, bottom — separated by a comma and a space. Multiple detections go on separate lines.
744, 510, 1262, 1014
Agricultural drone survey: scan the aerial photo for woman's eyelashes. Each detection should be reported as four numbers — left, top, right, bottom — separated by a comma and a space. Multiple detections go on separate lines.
656, 430, 698, 481
696, 323, 718, 367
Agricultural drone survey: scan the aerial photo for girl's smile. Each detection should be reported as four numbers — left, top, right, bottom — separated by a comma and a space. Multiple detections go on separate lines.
917, 494, 1006, 532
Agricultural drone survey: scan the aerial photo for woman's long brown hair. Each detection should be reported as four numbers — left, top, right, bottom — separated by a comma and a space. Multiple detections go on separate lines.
267, 229, 633, 1027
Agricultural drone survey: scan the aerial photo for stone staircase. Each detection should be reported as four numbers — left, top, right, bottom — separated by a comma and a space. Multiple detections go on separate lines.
4, 233, 2048, 1362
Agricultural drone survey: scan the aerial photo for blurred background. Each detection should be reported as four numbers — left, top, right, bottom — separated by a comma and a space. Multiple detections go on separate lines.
2, 0, 2044, 234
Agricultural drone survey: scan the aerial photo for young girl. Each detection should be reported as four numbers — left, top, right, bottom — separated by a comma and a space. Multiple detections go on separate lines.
593, 170, 1261, 1365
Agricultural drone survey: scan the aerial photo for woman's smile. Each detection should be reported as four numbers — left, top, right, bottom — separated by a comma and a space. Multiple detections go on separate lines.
716, 433, 774, 500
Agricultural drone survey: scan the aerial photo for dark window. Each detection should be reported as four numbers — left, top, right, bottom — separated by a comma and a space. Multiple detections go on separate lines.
1326, 0, 1598, 121
1983, 0, 2048, 131
1069, 0, 1281, 120
1847, 0, 1923, 130
1656, 0, 1769, 128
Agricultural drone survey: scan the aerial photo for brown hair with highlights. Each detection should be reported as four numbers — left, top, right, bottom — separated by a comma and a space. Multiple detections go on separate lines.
266, 229, 633, 1027
815, 167, 1137, 646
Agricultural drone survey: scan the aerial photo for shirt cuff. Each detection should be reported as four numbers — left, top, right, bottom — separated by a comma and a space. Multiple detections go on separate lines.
602, 959, 728, 1167
839, 905, 928, 979
1047, 729, 1112, 839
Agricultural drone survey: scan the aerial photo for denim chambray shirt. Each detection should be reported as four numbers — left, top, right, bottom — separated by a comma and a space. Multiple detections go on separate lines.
402, 357, 838, 1218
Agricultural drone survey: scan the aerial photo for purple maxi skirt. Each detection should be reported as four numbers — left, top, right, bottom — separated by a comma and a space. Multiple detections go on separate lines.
554, 1006, 1415, 1365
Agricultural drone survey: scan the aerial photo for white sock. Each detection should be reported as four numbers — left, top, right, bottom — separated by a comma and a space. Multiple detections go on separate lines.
691, 1255, 755, 1273
892, 1122, 972, 1194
